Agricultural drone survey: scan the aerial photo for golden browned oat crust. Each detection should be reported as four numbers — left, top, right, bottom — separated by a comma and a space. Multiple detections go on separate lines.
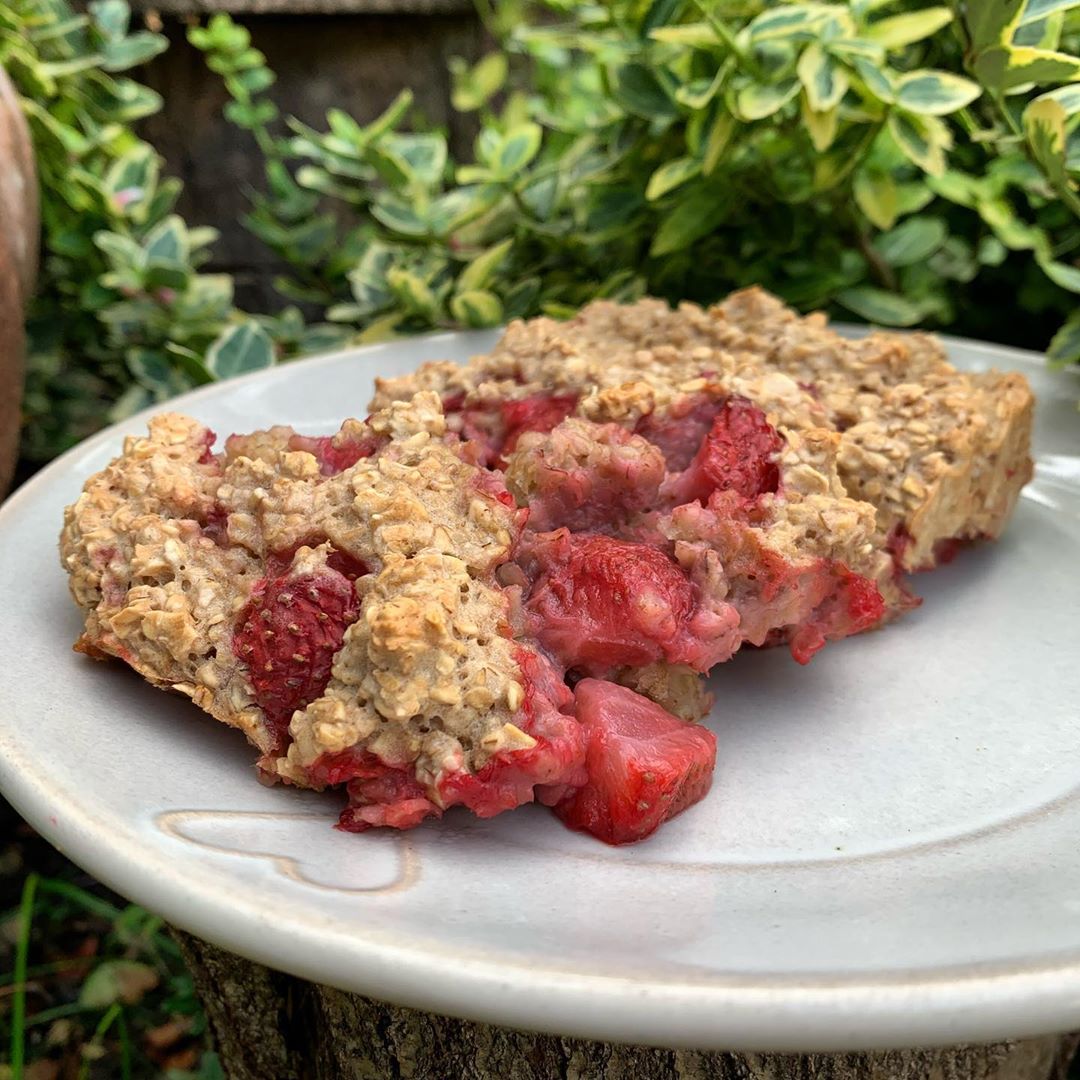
376, 288, 1033, 571
61, 394, 535, 779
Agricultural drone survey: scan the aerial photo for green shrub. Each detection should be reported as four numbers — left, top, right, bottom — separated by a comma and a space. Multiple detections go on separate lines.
5, 0, 1080, 462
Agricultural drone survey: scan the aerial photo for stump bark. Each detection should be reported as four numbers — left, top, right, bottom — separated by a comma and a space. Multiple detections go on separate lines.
173, 931, 1079, 1080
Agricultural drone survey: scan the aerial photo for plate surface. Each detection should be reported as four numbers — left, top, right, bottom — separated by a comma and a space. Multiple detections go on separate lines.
1, 330, 1079, 1051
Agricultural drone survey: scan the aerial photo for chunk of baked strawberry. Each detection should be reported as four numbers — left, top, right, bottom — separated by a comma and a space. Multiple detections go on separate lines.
505, 419, 665, 533
501, 393, 579, 456
316, 648, 587, 832
287, 431, 380, 475
233, 563, 360, 750
787, 565, 887, 664
446, 392, 580, 466
663, 397, 783, 507
521, 531, 740, 675
553, 679, 717, 845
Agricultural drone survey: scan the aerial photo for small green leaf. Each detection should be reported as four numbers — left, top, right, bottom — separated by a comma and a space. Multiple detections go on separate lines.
650, 185, 729, 255
649, 23, 718, 47
101, 31, 168, 73
646, 156, 702, 200
975, 44, 1080, 90
854, 168, 898, 229
88, 0, 129, 38
702, 112, 736, 174
963, 0, 1024, 52
735, 79, 800, 121
457, 238, 514, 292
610, 62, 678, 119
852, 57, 894, 103
450, 289, 504, 327
798, 42, 849, 112
748, 4, 830, 41
836, 286, 925, 326
495, 123, 543, 176
1028, 84, 1080, 116
1018, 0, 1080, 25
926, 170, 981, 207
866, 7, 953, 48
386, 267, 438, 320
205, 321, 275, 379
1024, 96, 1068, 185
1047, 311, 1080, 365
676, 69, 724, 110
450, 52, 508, 112
1037, 256, 1080, 292
977, 198, 1044, 250
894, 70, 981, 115
371, 198, 430, 237
80, 960, 159, 1008
873, 216, 947, 266
888, 110, 952, 175
801, 97, 839, 151
144, 215, 188, 266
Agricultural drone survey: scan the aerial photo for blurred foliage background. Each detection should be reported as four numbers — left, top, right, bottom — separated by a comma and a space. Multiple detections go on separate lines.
3, 0, 1080, 470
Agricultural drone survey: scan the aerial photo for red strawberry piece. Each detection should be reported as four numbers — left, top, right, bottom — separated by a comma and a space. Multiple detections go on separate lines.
500, 393, 579, 457
437, 648, 586, 817
333, 754, 442, 832
788, 564, 886, 665
197, 429, 218, 465
233, 567, 360, 750
316, 649, 586, 830
287, 432, 380, 476
445, 393, 580, 466
553, 679, 717, 845
665, 397, 783, 506
523, 532, 737, 674
635, 393, 725, 471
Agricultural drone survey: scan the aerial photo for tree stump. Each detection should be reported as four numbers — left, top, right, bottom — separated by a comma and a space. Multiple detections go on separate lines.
174, 931, 1079, 1080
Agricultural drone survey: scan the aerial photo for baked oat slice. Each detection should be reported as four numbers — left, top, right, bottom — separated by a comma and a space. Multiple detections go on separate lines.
375, 301, 901, 662
375, 289, 1033, 574
698, 288, 1034, 570
61, 395, 717, 843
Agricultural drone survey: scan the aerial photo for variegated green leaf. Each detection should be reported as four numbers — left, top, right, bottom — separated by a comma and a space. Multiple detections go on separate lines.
801, 95, 839, 151
894, 70, 981, 115
854, 168, 898, 229
866, 6, 953, 48
887, 110, 952, 175
1029, 84, 1080, 116
735, 79, 800, 121
837, 286, 925, 325
649, 23, 718, 47
963, 0, 1024, 52
702, 112, 736, 174
1018, 0, 1080, 25
646, 156, 702, 200
798, 43, 849, 112
975, 45, 1080, 90
450, 289, 504, 327
204, 321, 275, 378
1048, 311, 1080, 365
852, 57, 895, 103
873, 216, 947, 266
457, 238, 514, 293
747, 4, 831, 41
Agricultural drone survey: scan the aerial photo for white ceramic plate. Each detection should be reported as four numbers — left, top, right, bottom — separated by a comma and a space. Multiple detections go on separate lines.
1, 330, 1078, 1052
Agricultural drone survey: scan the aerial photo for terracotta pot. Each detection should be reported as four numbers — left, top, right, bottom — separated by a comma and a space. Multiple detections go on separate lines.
0, 63, 37, 494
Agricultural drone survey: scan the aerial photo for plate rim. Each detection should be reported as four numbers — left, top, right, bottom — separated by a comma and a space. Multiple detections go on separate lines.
3, 326, 1080, 1052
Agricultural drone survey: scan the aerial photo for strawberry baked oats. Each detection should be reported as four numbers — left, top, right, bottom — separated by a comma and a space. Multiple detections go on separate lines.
61, 289, 1034, 844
